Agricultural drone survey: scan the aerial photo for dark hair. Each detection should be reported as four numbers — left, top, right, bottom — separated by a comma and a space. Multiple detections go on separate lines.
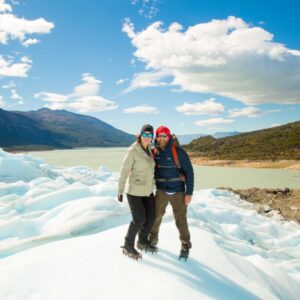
136, 133, 142, 143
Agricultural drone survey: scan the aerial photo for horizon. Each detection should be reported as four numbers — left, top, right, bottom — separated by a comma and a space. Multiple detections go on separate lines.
0, 0, 299, 135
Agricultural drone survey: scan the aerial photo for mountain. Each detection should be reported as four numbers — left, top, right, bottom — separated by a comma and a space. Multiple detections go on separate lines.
176, 134, 206, 145
177, 132, 241, 145
0, 108, 61, 149
212, 131, 240, 139
0, 108, 135, 150
183, 121, 300, 160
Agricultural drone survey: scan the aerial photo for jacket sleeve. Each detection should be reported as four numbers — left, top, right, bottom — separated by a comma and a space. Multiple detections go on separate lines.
178, 147, 194, 195
118, 149, 134, 195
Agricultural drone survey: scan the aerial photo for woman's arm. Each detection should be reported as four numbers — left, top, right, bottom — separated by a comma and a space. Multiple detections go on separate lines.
118, 149, 134, 195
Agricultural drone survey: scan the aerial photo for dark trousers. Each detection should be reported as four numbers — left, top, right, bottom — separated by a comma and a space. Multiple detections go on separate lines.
149, 189, 191, 248
125, 193, 156, 247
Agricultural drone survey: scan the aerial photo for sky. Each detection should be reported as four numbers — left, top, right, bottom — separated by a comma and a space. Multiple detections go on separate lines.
0, 0, 300, 135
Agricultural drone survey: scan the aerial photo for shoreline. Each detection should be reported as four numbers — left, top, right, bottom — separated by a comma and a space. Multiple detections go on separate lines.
3, 147, 300, 170
189, 154, 300, 170
1, 145, 128, 154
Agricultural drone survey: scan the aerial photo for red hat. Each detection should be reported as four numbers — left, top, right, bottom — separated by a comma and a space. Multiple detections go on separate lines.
156, 126, 171, 139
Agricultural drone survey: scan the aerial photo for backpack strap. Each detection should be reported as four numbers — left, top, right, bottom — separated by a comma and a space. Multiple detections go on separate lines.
171, 143, 181, 169
171, 144, 186, 182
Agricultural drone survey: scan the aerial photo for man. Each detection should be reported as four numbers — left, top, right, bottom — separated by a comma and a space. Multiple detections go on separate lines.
149, 126, 194, 260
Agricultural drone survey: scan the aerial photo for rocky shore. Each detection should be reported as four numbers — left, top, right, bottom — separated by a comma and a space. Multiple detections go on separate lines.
220, 188, 300, 223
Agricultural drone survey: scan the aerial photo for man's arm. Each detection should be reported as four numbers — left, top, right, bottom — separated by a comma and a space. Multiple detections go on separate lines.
178, 147, 194, 198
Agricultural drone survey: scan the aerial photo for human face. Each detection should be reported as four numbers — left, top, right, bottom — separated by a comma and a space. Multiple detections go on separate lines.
156, 133, 169, 148
141, 131, 153, 147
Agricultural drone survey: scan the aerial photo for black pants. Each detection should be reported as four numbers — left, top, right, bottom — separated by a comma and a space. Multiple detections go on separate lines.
125, 193, 156, 247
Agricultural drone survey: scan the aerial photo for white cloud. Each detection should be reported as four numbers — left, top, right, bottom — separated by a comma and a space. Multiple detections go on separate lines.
0, 55, 32, 77
35, 73, 118, 113
270, 123, 282, 128
70, 73, 101, 98
0, 0, 11, 12
176, 98, 224, 115
2, 80, 16, 89
116, 78, 129, 85
123, 16, 300, 105
194, 117, 234, 127
0, 13, 54, 45
22, 38, 39, 47
170, 88, 184, 93
0, 1, 54, 79
267, 109, 281, 113
228, 106, 263, 118
124, 70, 171, 92
124, 104, 159, 114
34, 92, 68, 103
10, 89, 23, 102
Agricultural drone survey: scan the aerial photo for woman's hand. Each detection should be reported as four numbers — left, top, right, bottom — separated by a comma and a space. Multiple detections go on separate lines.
118, 195, 123, 202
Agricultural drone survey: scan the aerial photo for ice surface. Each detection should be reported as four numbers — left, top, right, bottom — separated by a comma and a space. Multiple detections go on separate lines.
0, 148, 299, 299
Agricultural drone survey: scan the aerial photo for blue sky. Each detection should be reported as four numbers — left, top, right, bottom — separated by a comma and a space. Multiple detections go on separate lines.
0, 0, 299, 135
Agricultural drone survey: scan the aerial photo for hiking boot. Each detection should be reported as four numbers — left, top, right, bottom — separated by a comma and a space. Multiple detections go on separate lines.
179, 243, 190, 261
121, 243, 142, 260
148, 237, 159, 247
137, 240, 158, 253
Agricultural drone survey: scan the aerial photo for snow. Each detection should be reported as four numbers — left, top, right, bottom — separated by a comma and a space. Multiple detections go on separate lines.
0, 148, 300, 299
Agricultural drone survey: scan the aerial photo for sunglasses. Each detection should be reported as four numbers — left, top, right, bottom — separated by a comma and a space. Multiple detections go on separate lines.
141, 132, 153, 138
157, 134, 168, 138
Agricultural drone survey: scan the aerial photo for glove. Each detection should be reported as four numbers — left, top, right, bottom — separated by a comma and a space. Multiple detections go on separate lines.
118, 195, 123, 202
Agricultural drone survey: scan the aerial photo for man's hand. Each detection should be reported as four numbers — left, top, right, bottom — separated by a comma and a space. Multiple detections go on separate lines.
184, 195, 192, 205
118, 195, 123, 202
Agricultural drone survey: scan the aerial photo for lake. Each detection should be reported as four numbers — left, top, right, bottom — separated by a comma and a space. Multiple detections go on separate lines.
26, 147, 300, 190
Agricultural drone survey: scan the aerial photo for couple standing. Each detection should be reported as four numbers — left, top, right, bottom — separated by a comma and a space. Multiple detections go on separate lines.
118, 124, 194, 261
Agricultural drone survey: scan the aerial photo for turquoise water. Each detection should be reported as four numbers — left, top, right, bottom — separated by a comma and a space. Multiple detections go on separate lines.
27, 147, 300, 189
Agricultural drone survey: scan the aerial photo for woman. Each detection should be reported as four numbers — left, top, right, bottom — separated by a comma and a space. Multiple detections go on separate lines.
118, 124, 157, 260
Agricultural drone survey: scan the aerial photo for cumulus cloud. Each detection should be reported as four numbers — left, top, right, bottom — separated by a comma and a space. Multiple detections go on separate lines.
22, 38, 39, 47
123, 16, 300, 105
194, 117, 234, 127
10, 89, 23, 102
0, 12, 54, 45
2, 80, 16, 89
176, 98, 224, 115
34, 92, 68, 103
0, 0, 11, 12
0, 0, 54, 79
228, 106, 263, 118
124, 70, 171, 92
124, 104, 159, 114
0, 55, 32, 77
34, 73, 118, 113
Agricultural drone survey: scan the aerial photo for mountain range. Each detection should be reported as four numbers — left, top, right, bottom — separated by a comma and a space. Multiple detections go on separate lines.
0, 108, 135, 151
177, 131, 240, 145
183, 121, 300, 160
